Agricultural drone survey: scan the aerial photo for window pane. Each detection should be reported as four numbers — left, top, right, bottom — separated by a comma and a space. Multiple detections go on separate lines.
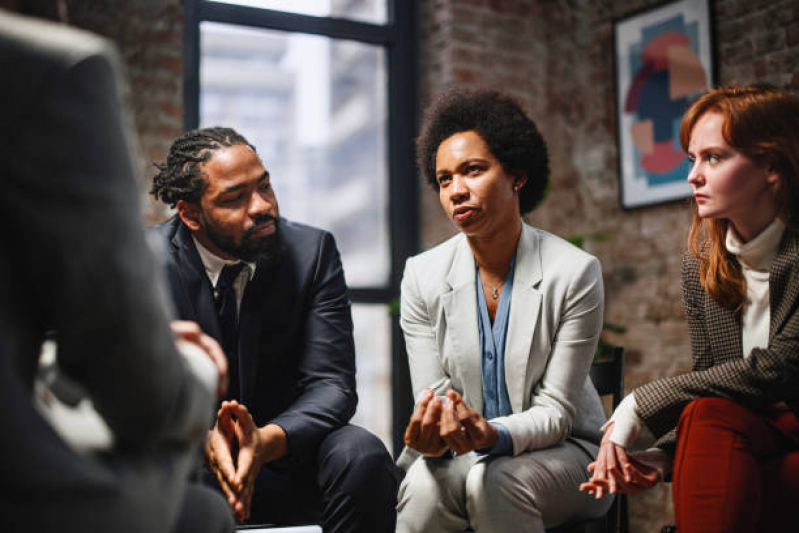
350, 304, 392, 454
207, 0, 388, 25
200, 22, 390, 287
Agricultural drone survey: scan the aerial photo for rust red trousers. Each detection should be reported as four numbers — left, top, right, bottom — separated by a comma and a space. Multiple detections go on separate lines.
673, 397, 799, 532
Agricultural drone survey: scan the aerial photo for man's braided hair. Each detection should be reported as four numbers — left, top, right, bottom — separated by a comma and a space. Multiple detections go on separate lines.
151, 127, 255, 208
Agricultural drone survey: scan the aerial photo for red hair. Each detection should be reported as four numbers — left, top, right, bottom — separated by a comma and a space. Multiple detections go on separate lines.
680, 85, 799, 310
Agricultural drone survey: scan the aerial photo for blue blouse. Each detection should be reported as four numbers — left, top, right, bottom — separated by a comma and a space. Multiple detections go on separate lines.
476, 256, 515, 456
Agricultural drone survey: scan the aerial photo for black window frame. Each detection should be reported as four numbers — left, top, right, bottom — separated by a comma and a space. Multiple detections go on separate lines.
183, 0, 418, 455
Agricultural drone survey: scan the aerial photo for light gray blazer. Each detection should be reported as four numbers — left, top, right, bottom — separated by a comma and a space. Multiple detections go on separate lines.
399, 223, 607, 467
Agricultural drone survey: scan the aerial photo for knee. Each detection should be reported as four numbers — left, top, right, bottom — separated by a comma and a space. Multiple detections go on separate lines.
466, 458, 537, 512
677, 397, 770, 453
679, 397, 759, 434
318, 426, 397, 496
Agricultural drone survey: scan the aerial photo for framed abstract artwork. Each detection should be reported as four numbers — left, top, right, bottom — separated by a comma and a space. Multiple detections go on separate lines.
614, 0, 715, 209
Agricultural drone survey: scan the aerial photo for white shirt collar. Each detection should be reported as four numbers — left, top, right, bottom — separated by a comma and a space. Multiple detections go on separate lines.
191, 235, 256, 287
725, 218, 785, 271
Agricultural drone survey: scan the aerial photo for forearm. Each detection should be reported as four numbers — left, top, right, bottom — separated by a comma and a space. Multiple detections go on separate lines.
257, 423, 288, 464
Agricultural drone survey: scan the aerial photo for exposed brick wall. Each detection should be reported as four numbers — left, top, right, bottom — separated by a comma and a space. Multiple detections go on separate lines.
63, 0, 798, 529
418, 0, 799, 530
67, 0, 183, 222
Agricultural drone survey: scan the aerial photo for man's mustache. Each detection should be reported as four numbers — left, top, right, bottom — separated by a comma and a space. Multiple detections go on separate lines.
244, 214, 279, 239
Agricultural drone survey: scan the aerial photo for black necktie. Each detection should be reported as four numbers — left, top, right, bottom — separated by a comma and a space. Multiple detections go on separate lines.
216, 262, 245, 400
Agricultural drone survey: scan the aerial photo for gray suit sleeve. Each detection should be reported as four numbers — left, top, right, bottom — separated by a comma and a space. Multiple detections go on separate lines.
7, 38, 213, 449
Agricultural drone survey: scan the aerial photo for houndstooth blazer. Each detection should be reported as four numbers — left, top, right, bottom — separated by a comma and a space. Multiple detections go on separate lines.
634, 227, 799, 456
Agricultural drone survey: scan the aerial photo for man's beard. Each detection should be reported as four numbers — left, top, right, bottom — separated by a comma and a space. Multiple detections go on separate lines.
203, 213, 285, 265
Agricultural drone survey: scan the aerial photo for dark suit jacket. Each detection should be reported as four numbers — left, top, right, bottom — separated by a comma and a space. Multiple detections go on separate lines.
0, 9, 214, 532
635, 227, 799, 455
153, 215, 357, 464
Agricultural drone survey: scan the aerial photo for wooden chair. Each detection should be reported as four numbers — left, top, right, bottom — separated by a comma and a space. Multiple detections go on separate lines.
547, 345, 629, 533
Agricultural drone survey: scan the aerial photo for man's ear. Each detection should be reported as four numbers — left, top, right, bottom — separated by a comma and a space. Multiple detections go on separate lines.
176, 200, 202, 231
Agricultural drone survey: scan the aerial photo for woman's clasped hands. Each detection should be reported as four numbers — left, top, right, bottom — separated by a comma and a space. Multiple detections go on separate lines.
404, 389, 499, 457
579, 422, 661, 499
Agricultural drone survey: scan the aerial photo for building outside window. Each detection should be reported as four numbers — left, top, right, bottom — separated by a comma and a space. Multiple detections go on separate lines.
185, 0, 417, 454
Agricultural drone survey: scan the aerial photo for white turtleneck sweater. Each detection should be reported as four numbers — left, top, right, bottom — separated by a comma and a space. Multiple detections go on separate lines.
605, 218, 786, 477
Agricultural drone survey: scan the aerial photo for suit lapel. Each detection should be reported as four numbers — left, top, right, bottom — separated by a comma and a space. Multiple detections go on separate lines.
441, 237, 482, 413
171, 222, 222, 341
505, 224, 542, 412
769, 229, 799, 342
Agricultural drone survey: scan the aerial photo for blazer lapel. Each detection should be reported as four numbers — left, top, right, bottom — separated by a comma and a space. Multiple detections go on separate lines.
441, 237, 482, 413
505, 224, 542, 413
172, 223, 222, 341
769, 229, 799, 342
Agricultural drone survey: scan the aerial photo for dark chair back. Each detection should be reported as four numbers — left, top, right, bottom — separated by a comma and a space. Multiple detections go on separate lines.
547, 346, 628, 533
589, 345, 625, 410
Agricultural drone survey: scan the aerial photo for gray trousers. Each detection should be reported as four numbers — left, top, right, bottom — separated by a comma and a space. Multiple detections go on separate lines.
397, 439, 611, 533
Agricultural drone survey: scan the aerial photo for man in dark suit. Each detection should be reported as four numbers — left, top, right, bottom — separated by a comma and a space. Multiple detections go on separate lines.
0, 3, 233, 532
150, 127, 397, 531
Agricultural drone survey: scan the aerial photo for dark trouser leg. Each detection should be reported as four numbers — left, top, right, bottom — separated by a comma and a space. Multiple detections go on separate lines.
673, 398, 799, 533
203, 424, 398, 532
174, 483, 235, 533
315, 425, 398, 533
203, 458, 324, 526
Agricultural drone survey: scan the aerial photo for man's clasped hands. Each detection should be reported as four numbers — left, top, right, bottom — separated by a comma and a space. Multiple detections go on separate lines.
171, 320, 287, 522
205, 400, 287, 521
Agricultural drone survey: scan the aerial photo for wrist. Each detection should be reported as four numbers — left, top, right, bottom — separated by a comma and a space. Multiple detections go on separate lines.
258, 423, 288, 464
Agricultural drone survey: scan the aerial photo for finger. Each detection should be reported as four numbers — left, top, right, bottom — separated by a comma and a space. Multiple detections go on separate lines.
170, 320, 203, 341
440, 400, 470, 454
445, 389, 463, 403
615, 445, 634, 483
232, 402, 257, 431
418, 397, 443, 450
605, 445, 619, 494
232, 407, 259, 489
212, 462, 240, 510
405, 391, 433, 447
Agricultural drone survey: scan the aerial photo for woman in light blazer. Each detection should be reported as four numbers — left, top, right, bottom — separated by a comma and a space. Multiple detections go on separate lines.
396, 89, 612, 533
582, 85, 799, 533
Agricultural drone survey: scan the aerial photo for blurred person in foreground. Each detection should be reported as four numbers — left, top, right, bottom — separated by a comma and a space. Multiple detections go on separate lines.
581, 84, 799, 533
0, 1, 233, 531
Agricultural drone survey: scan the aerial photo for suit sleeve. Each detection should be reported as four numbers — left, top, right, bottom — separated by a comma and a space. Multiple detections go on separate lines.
400, 257, 453, 400
493, 256, 604, 453
635, 253, 799, 440
270, 232, 358, 461
8, 43, 213, 449
650, 253, 708, 456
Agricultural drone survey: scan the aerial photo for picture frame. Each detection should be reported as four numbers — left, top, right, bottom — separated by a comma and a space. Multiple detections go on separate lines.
614, 0, 715, 210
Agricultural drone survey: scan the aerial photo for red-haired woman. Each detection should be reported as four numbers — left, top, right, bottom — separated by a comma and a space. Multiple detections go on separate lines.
581, 84, 799, 532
